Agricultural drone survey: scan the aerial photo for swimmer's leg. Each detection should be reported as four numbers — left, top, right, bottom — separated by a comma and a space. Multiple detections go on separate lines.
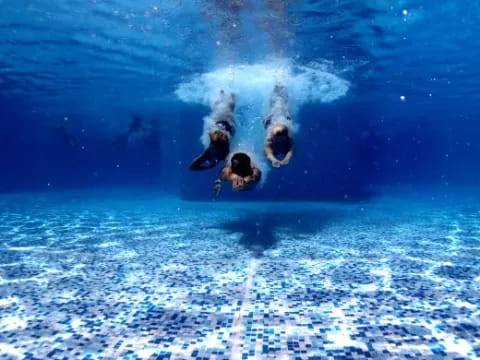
270, 85, 288, 109
190, 91, 235, 171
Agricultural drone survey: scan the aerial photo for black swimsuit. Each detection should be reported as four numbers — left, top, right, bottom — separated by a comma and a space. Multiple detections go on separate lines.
264, 115, 292, 129
215, 120, 235, 137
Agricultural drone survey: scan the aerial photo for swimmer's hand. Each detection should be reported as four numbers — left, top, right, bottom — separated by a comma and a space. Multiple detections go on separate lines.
232, 175, 245, 191
280, 158, 290, 166
214, 179, 222, 195
271, 159, 282, 168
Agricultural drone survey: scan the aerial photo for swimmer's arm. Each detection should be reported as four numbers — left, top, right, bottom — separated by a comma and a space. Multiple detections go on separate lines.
190, 148, 214, 170
281, 139, 294, 165
214, 167, 232, 195
244, 168, 261, 187
264, 137, 280, 163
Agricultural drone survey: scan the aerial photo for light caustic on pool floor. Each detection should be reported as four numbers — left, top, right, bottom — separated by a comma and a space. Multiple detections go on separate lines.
0, 195, 479, 359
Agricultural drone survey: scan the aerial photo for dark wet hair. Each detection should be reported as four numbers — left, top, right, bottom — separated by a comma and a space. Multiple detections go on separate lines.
231, 152, 253, 177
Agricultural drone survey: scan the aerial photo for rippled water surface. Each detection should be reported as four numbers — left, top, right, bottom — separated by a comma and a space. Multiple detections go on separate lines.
2, 0, 479, 114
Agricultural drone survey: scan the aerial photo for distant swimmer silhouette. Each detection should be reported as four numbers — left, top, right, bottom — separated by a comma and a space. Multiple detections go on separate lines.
52, 125, 79, 149
190, 90, 235, 170
214, 152, 261, 195
264, 85, 294, 167
113, 114, 151, 150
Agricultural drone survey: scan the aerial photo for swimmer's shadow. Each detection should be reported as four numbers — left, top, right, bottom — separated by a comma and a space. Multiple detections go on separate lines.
213, 209, 338, 257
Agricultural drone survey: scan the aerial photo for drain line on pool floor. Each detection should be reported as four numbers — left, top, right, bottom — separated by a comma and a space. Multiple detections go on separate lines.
230, 256, 259, 359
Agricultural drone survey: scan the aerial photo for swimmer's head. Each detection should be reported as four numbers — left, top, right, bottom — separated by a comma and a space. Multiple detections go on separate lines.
231, 152, 253, 177
272, 124, 289, 138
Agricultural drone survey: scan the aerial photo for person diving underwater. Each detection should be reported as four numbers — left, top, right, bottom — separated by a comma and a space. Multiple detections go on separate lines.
263, 85, 294, 168
190, 90, 236, 170
214, 152, 262, 195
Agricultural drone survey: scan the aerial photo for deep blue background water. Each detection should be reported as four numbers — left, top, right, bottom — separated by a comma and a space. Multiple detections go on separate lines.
1, 0, 479, 199
1, 3, 480, 358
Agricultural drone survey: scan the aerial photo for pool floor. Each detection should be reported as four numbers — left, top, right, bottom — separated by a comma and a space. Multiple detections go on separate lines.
0, 191, 479, 359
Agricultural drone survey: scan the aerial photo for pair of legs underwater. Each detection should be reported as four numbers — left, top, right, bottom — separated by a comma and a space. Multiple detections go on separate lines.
190, 86, 294, 194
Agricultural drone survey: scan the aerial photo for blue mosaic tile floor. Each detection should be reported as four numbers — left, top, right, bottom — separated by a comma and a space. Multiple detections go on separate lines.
0, 191, 479, 359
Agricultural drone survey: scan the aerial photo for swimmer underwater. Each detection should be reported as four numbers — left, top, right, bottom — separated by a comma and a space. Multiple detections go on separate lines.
190, 90, 236, 170
214, 152, 262, 195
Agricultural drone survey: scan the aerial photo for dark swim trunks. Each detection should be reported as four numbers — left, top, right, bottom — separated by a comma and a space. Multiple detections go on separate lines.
215, 120, 235, 137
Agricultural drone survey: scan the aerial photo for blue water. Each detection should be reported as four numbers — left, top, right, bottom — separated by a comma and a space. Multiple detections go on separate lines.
1, 1, 480, 359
